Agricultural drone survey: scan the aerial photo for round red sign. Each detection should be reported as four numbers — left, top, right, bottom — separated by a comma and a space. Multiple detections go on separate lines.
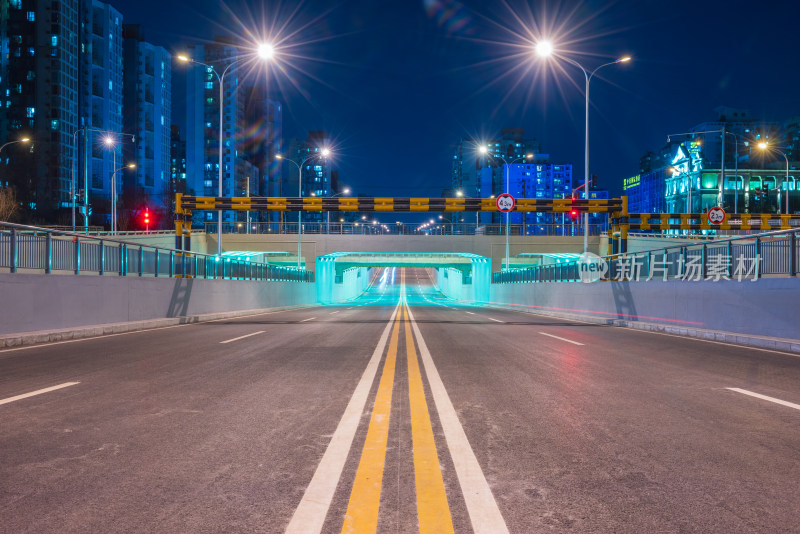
496, 193, 515, 213
707, 206, 726, 225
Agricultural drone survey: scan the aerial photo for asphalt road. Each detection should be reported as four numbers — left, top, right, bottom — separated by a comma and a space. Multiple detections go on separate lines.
1, 267, 799, 533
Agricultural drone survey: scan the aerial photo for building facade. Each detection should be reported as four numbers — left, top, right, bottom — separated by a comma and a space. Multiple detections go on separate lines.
480, 160, 573, 234
122, 24, 171, 222
0, 0, 128, 225
631, 108, 799, 215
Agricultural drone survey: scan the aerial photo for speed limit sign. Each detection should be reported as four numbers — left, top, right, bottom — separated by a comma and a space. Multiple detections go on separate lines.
707, 206, 726, 225
496, 193, 515, 212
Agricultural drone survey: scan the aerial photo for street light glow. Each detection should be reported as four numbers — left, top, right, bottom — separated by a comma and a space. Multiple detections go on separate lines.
127, 163, 136, 169
257, 43, 275, 60
104, 137, 114, 145
535, 40, 554, 58
758, 142, 768, 150
618, 56, 632, 63
321, 148, 331, 157
20, 138, 30, 143
343, 187, 351, 194
176, 55, 189, 62
456, 190, 463, 197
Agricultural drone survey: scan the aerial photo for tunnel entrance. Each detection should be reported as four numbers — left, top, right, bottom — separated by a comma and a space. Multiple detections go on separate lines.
315, 252, 491, 304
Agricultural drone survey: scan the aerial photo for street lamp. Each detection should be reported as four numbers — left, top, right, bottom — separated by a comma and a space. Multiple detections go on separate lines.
758, 142, 790, 214
327, 186, 350, 229
479, 145, 533, 270
535, 40, 631, 252
0, 137, 30, 155
177, 43, 273, 256
276, 148, 332, 267
110, 163, 136, 234
71, 128, 134, 231
456, 189, 481, 228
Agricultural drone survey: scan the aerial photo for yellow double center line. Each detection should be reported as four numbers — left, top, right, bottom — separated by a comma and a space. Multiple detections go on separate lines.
342, 273, 454, 534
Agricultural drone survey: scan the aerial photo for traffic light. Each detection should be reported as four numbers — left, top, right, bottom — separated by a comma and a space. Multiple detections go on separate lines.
570, 209, 578, 221
591, 174, 598, 188
143, 209, 150, 225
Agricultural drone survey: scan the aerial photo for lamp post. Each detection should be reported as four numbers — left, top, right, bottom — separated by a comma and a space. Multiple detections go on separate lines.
758, 142, 790, 214
479, 146, 532, 270
0, 136, 30, 190
72, 128, 133, 231
326, 187, 350, 230
0, 137, 30, 155
456, 189, 480, 228
110, 163, 136, 234
177, 43, 273, 257
276, 148, 331, 268
535, 41, 630, 252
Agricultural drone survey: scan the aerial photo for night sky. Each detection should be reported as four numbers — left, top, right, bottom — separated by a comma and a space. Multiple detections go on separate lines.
118, 0, 800, 200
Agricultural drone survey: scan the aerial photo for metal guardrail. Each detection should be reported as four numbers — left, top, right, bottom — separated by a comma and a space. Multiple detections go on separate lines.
0, 222, 313, 282
494, 227, 799, 283
204, 222, 608, 237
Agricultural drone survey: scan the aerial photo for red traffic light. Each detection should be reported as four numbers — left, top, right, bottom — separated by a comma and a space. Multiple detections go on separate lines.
143, 210, 150, 225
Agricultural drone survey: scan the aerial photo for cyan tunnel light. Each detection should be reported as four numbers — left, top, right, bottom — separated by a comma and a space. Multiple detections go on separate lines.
315, 252, 491, 305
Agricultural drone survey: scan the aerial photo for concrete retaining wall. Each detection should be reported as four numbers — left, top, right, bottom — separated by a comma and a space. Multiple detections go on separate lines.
489, 278, 800, 350
0, 273, 316, 337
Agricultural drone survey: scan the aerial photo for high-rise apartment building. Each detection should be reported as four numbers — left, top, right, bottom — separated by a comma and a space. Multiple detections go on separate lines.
122, 24, 171, 218
0, 0, 126, 225
85, 0, 124, 223
451, 129, 543, 201
480, 159, 573, 233
183, 39, 256, 226
284, 130, 334, 223
169, 125, 186, 197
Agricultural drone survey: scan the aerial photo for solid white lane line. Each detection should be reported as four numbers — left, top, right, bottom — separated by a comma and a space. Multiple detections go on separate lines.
406, 306, 509, 534
726, 388, 800, 411
330, 311, 340, 315
300, 317, 316, 323
539, 332, 584, 346
487, 318, 504, 323
284, 304, 401, 534
465, 311, 475, 315
219, 331, 265, 344
0, 382, 80, 406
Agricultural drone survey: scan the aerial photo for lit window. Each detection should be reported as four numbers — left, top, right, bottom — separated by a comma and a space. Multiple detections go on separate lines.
51, 119, 59, 130
109, 80, 113, 90
26, 107, 35, 117
26, 11, 34, 21
28, 47, 35, 56
205, 81, 213, 89
51, 36, 57, 47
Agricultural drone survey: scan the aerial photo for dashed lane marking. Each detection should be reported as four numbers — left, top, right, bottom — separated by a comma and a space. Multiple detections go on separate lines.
539, 332, 584, 346
219, 331, 265, 344
0, 382, 81, 407
726, 388, 800, 411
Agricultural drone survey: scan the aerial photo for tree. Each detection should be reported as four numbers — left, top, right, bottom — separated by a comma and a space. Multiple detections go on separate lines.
0, 187, 19, 222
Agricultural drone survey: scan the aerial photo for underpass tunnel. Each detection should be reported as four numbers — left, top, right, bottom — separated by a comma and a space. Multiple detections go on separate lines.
314, 252, 491, 305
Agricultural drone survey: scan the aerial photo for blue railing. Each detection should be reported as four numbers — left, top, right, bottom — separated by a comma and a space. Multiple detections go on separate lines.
0, 222, 313, 282
493, 227, 799, 283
